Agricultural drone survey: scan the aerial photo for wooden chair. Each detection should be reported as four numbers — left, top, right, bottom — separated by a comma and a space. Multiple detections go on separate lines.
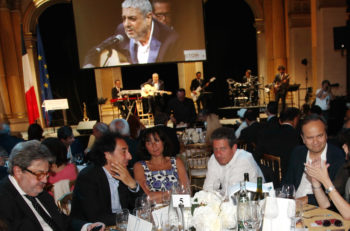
135, 99, 153, 125
260, 154, 282, 187
57, 192, 73, 215
186, 152, 210, 192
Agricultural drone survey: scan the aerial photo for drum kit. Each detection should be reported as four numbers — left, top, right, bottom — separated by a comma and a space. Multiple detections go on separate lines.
227, 77, 261, 106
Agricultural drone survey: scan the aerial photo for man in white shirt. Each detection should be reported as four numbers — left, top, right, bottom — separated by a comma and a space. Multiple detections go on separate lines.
0, 140, 104, 231
315, 80, 334, 122
203, 127, 264, 194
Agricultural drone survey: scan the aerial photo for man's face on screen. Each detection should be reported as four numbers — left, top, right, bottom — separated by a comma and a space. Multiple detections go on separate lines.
122, 7, 152, 44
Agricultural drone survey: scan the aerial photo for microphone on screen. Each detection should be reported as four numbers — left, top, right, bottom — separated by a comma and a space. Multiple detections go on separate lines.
95, 34, 124, 52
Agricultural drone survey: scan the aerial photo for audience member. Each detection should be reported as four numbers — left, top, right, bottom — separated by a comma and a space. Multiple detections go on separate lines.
109, 118, 139, 168
234, 108, 247, 139
168, 88, 196, 128
57, 126, 75, 161
315, 80, 334, 122
0, 140, 104, 230
42, 138, 78, 199
239, 109, 262, 154
283, 114, 345, 206
154, 112, 180, 155
27, 123, 44, 141
0, 148, 7, 180
264, 101, 279, 129
0, 122, 24, 154
127, 114, 146, 140
71, 133, 143, 226
203, 127, 264, 194
134, 127, 188, 203
256, 107, 301, 178
85, 122, 109, 154
201, 111, 222, 144
152, 0, 173, 29
310, 104, 322, 116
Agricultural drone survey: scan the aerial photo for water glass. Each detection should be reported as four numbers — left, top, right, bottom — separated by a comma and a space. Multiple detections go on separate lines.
282, 184, 296, 199
243, 201, 263, 231
116, 208, 129, 231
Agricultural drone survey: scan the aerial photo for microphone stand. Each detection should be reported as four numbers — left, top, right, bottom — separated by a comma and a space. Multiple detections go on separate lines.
102, 49, 113, 67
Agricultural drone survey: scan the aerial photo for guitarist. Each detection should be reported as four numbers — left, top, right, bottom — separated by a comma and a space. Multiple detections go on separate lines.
273, 65, 290, 112
140, 73, 165, 114
190, 71, 209, 112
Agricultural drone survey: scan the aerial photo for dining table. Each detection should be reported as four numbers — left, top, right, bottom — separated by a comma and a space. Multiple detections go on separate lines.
303, 204, 350, 230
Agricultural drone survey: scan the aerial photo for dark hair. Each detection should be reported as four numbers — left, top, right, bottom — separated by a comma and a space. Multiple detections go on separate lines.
88, 132, 125, 166
57, 126, 73, 140
28, 123, 44, 141
177, 88, 185, 93
196, 71, 201, 75
41, 138, 68, 167
322, 80, 330, 86
246, 69, 252, 74
267, 101, 278, 115
277, 65, 286, 71
279, 107, 300, 123
127, 115, 145, 139
137, 127, 173, 160
210, 127, 236, 148
339, 128, 350, 147
154, 112, 169, 125
310, 105, 322, 115
245, 109, 257, 121
301, 114, 327, 134
8, 140, 55, 175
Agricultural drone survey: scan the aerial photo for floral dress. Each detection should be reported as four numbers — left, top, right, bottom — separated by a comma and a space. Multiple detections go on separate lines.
140, 157, 179, 192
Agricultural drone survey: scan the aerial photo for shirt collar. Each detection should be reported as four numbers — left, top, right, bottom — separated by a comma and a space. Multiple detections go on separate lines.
306, 143, 328, 163
102, 166, 119, 184
136, 20, 154, 49
8, 175, 27, 196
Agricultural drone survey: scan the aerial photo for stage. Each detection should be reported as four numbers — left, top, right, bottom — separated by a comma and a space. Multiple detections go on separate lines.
217, 104, 267, 119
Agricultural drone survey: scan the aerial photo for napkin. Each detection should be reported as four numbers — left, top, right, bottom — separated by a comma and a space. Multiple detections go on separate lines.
262, 197, 294, 231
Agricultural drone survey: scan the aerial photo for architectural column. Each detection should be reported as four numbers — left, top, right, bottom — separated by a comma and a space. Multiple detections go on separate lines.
0, 3, 28, 130
94, 67, 122, 100
272, 0, 287, 71
263, 0, 275, 83
310, 0, 318, 93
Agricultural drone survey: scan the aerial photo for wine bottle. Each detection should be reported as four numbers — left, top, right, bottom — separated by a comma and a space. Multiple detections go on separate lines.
253, 176, 264, 201
237, 181, 248, 230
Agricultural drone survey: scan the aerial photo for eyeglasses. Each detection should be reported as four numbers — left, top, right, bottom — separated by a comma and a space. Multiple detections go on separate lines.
24, 168, 50, 180
315, 219, 343, 227
154, 12, 171, 20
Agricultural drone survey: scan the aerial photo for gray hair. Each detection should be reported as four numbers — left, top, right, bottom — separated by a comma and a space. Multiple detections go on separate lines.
122, 0, 153, 17
210, 127, 237, 148
8, 140, 55, 175
109, 118, 130, 136
94, 122, 109, 134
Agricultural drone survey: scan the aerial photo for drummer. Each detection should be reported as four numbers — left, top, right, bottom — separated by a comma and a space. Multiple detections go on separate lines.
242, 69, 259, 105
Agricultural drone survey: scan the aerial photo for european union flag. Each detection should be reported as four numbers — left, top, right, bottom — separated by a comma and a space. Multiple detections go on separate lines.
37, 25, 53, 126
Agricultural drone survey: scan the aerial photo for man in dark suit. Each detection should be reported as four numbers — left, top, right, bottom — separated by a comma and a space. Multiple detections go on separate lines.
111, 79, 128, 118
83, 0, 183, 67
190, 71, 208, 112
141, 73, 165, 114
239, 109, 262, 156
256, 107, 301, 180
273, 65, 290, 112
71, 133, 143, 226
264, 101, 280, 130
283, 114, 345, 206
0, 140, 104, 231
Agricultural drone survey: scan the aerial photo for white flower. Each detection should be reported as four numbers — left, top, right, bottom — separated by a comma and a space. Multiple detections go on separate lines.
191, 190, 237, 231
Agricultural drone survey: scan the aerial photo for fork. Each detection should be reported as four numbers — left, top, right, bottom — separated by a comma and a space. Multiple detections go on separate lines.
302, 214, 331, 219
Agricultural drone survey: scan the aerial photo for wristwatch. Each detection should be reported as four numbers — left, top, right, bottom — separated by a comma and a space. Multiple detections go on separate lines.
325, 186, 335, 194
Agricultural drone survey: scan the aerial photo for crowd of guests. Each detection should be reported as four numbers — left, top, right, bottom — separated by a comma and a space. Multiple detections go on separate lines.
0, 92, 350, 230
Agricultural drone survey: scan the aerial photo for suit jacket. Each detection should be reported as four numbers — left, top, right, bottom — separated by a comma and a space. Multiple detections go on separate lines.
70, 164, 143, 226
256, 124, 300, 178
239, 121, 262, 155
111, 87, 123, 99
0, 177, 84, 231
282, 143, 345, 205
190, 78, 204, 92
115, 19, 183, 64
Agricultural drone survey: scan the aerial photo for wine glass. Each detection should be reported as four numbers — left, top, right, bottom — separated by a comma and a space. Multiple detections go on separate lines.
243, 201, 263, 231
264, 197, 279, 231
74, 152, 84, 165
282, 184, 296, 199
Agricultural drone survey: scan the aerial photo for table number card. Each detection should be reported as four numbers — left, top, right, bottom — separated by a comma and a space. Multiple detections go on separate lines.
172, 194, 191, 208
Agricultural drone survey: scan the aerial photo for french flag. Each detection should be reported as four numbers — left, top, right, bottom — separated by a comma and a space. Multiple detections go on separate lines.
22, 29, 39, 124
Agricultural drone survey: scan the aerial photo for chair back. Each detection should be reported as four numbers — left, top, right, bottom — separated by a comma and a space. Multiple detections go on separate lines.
57, 192, 73, 215
186, 152, 210, 193
260, 154, 282, 187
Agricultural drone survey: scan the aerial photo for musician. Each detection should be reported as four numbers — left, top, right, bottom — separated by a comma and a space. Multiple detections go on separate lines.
190, 71, 208, 112
273, 65, 290, 112
111, 79, 128, 117
141, 73, 165, 114
242, 69, 258, 105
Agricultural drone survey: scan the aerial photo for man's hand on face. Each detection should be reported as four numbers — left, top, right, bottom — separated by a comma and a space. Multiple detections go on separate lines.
110, 162, 137, 189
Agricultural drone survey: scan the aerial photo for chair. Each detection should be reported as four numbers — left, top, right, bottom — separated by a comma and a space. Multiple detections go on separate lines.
135, 99, 153, 125
260, 154, 282, 187
186, 152, 210, 192
57, 192, 73, 215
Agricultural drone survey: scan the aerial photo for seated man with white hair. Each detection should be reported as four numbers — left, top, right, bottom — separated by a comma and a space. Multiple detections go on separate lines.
109, 119, 139, 168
